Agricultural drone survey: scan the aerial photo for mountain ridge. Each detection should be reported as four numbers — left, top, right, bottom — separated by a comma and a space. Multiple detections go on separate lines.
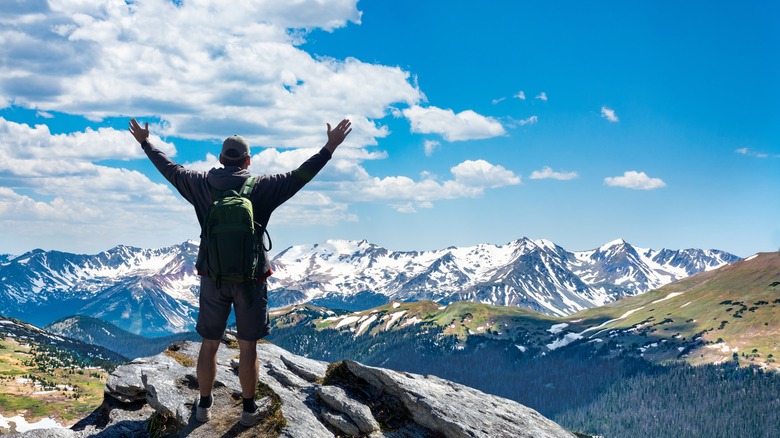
0, 238, 741, 336
270, 237, 740, 316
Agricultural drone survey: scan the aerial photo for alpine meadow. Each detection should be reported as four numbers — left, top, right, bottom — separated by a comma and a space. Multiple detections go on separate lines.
0, 0, 778, 437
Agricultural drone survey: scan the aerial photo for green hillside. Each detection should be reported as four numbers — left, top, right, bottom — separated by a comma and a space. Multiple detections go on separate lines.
273, 299, 561, 350
564, 252, 780, 368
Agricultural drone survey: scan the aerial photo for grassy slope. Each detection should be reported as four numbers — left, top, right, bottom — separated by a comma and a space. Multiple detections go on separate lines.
0, 338, 107, 427
564, 252, 780, 368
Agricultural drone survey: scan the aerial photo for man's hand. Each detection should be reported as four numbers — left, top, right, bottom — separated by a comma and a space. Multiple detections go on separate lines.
128, 118, 150, 145
324, 119, 352, 154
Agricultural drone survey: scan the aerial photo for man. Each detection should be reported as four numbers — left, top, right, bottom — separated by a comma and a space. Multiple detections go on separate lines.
128, 117, 351, 426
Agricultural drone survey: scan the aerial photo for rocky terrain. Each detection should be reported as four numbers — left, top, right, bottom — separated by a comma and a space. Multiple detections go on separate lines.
9, 338, 578, 437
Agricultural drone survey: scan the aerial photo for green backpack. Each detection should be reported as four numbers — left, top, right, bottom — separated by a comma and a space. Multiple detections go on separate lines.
202, 177, 270, 285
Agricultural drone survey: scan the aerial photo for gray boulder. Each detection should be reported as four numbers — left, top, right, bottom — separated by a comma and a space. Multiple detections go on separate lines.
104, 355, 176, 403
320, 407, 362, 437
315, 385, 380, 434
343, 359, 576, 438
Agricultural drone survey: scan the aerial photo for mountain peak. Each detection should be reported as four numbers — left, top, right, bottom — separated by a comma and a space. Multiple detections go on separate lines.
600, 238, 629, 249
533, 238, 558, 250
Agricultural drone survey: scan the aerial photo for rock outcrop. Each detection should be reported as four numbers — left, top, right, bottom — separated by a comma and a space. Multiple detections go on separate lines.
11, 339, 576, 437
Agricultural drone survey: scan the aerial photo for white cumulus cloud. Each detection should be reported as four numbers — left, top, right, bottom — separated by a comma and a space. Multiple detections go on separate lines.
604, 171, 666, 190
402, 105, 506, 142
0, 0, 421, 147
451, 160, 521, 188
535, 92, 548, 101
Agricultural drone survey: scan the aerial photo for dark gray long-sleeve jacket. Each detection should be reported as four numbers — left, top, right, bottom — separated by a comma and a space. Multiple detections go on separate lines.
142, 140, 332, 278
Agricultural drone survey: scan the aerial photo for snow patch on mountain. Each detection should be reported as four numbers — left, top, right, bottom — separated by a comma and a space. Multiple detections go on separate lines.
547, 333, 583, 350
548, 323, 569, 334
652, 292, 684, 304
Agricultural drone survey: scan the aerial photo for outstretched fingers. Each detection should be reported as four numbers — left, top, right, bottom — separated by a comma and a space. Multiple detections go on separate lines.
337, 119, 352, 136
128, 118, 150, 144
324, 118, 352, 153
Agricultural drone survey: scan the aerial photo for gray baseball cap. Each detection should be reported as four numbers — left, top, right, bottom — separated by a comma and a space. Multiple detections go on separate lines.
220, 135, 250, 160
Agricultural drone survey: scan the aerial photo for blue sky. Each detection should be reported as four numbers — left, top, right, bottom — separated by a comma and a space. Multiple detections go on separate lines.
0, 0, 777, 257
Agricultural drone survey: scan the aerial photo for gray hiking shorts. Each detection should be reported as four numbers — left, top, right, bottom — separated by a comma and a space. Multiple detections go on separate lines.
196, 276, 270, 341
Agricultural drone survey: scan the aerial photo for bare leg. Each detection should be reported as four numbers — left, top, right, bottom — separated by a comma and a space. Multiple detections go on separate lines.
197, 338, 221, 397
238, 339, 259, 399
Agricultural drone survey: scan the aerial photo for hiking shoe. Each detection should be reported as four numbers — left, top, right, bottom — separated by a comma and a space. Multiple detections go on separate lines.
195, 396, 212, 422
239, 397, 272, 427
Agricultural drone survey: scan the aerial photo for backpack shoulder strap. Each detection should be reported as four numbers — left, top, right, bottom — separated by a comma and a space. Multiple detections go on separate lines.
239, 176, 256, 198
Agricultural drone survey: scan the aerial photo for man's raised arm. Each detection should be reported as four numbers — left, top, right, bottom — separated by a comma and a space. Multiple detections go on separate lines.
128, 118, 204, 205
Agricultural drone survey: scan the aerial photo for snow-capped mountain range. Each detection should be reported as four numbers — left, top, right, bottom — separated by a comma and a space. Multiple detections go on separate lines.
0, 238, 740, 335
0, 242, 200, 336
268, 238, 740, 316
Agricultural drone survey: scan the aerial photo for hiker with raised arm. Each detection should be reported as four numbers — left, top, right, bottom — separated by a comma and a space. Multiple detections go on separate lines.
129, 118, 351, 426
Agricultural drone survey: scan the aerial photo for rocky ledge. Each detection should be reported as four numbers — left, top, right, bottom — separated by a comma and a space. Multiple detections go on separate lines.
11, 338, 576, 437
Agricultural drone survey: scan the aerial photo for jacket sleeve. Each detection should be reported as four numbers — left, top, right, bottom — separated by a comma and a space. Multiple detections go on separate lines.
251, 147, 333, 223
141, 140, 207, 206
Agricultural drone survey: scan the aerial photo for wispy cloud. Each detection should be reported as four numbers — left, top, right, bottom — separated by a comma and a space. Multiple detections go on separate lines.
535, 92, 548, 101
517, 115, 538, 126
492, 97, 506, 104
736, 147, 775, 158
604, 171, 666, 190
601, 106, 619, 123
424, 140, 441, 157
403, 105, 506, 142
530, 166, 578, 180
388, 201, 434, 214
506, 115, 538, 128
514, 91, 526, 100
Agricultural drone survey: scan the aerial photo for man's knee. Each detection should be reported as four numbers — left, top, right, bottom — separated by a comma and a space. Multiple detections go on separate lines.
199, 338, 221, 356
237, 339, 258, 359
